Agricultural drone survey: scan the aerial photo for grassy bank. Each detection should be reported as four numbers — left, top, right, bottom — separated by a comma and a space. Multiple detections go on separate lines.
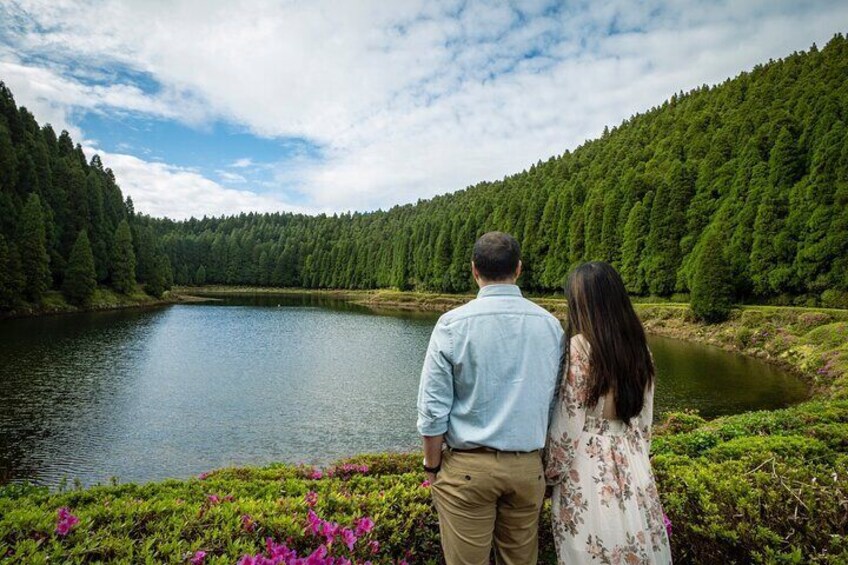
3, 291, 847, 563
0, 286, 190, 320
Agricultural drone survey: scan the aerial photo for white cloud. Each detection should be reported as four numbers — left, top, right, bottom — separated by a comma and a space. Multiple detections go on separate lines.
229, 158, 254, 169
87, 149, 303, 220
2, 0, 848, 217
215, 170, 247, 184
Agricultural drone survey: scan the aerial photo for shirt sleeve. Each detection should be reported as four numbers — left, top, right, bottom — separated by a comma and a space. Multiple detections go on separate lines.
544, 335, 589, 486
416, 318, 454, 437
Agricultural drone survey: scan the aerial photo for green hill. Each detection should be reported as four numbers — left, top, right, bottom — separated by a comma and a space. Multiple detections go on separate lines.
144, 34, 848, 305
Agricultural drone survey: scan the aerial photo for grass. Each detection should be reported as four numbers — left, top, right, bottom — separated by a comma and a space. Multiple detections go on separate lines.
2, 286, 183, 320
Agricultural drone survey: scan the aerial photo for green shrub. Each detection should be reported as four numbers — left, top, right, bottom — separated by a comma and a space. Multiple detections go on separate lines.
705, 435, 831, 463
656, 410, 707, 434
652, 429, 722, 457
805, 423, 848, 450
821, 289, 848, 309
654, 454, 848, 564
736, 326, 754, 348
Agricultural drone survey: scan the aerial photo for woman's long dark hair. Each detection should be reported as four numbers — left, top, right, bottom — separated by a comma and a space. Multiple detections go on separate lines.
565, 261, 654, 421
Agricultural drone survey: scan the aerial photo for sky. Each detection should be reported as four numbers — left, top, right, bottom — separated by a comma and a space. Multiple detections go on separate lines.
1, 1, 847, 220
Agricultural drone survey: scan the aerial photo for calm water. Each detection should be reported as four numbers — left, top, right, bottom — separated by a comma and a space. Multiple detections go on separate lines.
0, 295, 808, 487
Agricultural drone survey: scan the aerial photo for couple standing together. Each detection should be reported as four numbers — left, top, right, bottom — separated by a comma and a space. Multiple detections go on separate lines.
417, 232, 672, 565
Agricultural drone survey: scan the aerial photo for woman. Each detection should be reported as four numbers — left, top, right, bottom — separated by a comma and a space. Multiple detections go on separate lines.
545, 262, 672, 564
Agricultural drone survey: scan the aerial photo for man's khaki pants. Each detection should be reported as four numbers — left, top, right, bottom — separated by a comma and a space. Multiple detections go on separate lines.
431, 448, 546, 565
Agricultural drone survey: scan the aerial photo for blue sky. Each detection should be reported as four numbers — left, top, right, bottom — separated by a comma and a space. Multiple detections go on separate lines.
1, 0, 847, 219
77, 111, 321, 204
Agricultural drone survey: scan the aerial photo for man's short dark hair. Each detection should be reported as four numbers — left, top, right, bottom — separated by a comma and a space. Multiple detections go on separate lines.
472, 232, 521, 281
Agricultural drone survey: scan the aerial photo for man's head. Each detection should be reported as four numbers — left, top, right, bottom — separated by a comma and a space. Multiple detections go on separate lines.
471, 231, 522, 286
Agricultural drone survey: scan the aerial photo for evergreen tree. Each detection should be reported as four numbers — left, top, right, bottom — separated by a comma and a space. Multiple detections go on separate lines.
161, 254, 174, 290
195, 265, 207, 286
0, 233, 24, 308
0, 122, 17, 192
644, 168, 686, 296
63, 230, 96, 305
620, 197, 650, 294
690, 224, 734, 323
112, 219, 136, 294
18, 193, 51, 302
145, 257, 166, 298
750, 177, 790, 295
0, 233, 12, 308
769, 127, 804, 190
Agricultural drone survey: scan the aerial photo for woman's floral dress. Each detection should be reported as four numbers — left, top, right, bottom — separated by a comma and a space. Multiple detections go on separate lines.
545, 335, 672, 564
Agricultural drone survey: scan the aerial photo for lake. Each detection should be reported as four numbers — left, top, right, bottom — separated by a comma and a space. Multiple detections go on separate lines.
0, 294, 808, 487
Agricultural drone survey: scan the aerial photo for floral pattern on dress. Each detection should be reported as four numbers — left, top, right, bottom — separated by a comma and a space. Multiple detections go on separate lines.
591, 435, 634, 511
586, 531, 653, 565
555, 467, 589, 535
545, 335, 672, 564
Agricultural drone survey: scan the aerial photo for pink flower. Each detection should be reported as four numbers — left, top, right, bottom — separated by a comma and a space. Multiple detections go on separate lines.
306, 509, 323, 536
341, 527, 357, 550
354, 517, 375, 536
190, 550, 206, 564
420, 479, 431, 488
198, 472, 211, 480
298, 544, 327, 564
321, 520, 339, 545
241, 513, 255, 532
309, 469, 324, 480
663, 512, 672, 538
265, 537, 298, 561
368, 540, 380, 554
207, 495, 220, 505
55, 507, 79, 537
305, 491, 318, 508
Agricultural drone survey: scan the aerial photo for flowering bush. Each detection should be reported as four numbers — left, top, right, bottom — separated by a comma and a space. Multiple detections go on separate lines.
55, 507, 79, 537
0, 454, 441, 563
236, 506, 381, 564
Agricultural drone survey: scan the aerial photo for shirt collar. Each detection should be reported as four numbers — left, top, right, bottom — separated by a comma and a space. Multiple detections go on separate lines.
476, 284, 522, 298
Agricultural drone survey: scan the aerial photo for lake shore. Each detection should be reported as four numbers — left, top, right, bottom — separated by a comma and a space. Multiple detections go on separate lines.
3, 286, 847, 562
0, 287, 224, 321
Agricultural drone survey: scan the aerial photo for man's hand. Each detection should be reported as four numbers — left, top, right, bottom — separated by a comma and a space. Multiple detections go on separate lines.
422, 434, 444, 484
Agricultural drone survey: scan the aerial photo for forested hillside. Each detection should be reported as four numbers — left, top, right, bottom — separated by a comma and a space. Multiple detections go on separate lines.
149, 35, 848, 303
0, 84, 173, 309
3, 35, 848, 308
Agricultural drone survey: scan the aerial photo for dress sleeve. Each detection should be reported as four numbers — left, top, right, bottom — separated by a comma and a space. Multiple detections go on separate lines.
641, 348, 655, 448
544, 335, 590, 486
641, 381, 655, 449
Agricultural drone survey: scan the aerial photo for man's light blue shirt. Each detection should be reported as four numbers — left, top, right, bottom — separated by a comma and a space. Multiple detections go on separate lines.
416, 284, 565, 451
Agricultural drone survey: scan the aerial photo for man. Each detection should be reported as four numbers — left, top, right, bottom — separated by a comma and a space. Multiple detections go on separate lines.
417, 231, 565, 565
